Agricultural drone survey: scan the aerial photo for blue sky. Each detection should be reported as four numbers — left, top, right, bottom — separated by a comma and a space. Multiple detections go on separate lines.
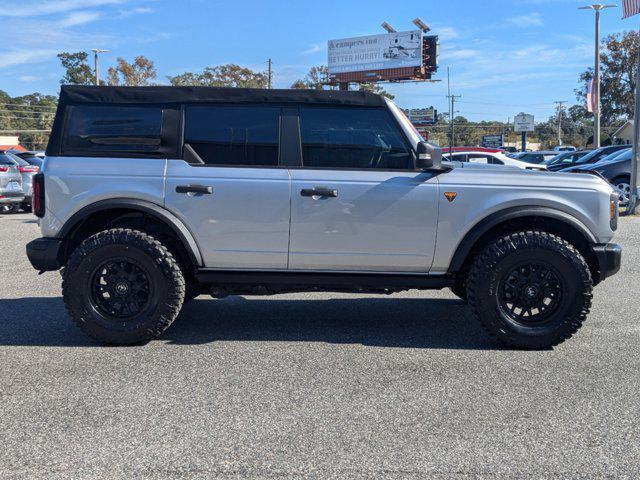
0, 0, 634, 122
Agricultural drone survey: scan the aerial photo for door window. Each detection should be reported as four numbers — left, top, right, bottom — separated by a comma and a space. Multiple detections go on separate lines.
299, 107, 411, 169
184, 105, 280, 166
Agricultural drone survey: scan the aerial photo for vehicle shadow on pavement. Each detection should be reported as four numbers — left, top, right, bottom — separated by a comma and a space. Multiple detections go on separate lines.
0, 296, 499, 349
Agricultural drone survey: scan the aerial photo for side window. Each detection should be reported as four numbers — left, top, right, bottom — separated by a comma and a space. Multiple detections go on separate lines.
64, 105, 163, 155
452, 154, 467, 162
299, 107, 411, 170
184, 105, 280, 166
467, 154, 490, 164
489, 155, 504, 165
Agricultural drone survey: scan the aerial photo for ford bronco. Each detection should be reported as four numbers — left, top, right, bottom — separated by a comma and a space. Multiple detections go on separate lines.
26, 86, 621, 348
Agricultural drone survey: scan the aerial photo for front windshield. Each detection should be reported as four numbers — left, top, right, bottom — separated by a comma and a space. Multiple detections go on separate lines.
596, 148, 632, 165
574, 147, 629, 165
385, 98, 426, 147
545, 152, 570, 165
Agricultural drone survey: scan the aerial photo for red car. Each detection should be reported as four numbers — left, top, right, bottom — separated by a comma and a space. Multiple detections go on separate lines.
445, 147, 503, 153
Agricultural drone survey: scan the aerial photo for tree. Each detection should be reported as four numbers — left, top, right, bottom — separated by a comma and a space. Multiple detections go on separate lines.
108, 56, 157, 86
57, 52, 94, 85
291, 66, 328, 89
291, 65, 395, 99
357, 82, 394, 100
576, 30, 640, 127
168, 64, 268, 88
0, 90, 58, 150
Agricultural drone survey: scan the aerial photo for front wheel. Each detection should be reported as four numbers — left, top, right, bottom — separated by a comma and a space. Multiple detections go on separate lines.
612, 177, 631, 208
62, 228, 186, 344
467, 231, 593, 349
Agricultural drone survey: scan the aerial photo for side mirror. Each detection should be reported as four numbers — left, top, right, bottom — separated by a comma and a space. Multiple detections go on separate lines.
416, 142, 443, 170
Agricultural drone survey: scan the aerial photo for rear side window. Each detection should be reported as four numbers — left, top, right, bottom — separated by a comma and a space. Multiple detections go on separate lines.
299, 107, 411, 170
64, 105, 163, 155
184, 105, 280, 166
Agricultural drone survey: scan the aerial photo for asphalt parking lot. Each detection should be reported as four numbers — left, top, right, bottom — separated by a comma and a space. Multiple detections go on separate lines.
1, 213, 639, 479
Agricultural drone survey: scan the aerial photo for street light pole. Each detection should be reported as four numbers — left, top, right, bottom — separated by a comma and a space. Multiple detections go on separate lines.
554, 100, 566, 146
91, 49, 110, 86
579, 4, 616, 149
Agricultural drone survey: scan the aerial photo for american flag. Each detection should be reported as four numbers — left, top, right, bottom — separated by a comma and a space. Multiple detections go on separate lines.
586, 79, 597, 113
623, 0, 640, 19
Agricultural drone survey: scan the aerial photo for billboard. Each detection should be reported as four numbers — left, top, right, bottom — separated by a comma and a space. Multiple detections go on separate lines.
328, 30, 423, 75
514, 113, 535, 133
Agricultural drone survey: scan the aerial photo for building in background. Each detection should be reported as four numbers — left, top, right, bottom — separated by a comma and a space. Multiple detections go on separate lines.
613, 120, 633, 145
0, 136, 25, 152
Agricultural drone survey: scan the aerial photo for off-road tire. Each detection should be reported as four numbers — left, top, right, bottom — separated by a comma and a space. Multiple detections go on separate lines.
467, 231, 593, 349
450, 275, 467, 302
62, 228, 185, 344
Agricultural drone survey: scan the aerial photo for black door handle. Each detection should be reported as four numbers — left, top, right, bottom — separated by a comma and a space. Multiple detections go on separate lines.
176, 184, 213, 194
300, 187, 338, 198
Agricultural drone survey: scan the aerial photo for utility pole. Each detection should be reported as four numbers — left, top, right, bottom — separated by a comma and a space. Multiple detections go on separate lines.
554, 101, 566, 146
91, 49, 110, 86
446, 67, 461, 153
267, 58, 272, 89
579, 4, 616, 148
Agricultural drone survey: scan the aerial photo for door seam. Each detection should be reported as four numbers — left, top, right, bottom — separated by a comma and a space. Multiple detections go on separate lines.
286, 168, 292, 269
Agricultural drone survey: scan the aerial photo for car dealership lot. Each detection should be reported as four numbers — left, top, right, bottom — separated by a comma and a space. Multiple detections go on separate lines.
1, 213, 639, 479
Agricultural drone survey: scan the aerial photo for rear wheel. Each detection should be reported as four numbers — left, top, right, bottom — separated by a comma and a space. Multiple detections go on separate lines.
467, 231, 592, 349
62, 228, 185, 344
0, 204, 19, 214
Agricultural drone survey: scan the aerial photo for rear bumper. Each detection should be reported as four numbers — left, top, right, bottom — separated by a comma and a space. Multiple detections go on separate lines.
26, 237, 63, 272
0, 192, 25, 203
592, 243, 621, 282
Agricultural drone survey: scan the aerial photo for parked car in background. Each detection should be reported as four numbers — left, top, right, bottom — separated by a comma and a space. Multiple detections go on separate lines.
567, 149, 634, 207
544, 150, 591, 168
0, 153, 25, 214
3, 152, 39, 211
499, 146, 518, 153
12, 150, 44, 168
444, 150, 547, 170
509, 150, 560, 164
553, 146, 577, 152
547, 145, 630, 172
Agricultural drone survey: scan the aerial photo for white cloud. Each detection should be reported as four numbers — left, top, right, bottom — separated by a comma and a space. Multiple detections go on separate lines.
444, 49, 478, 60
0, 0, 127, 17
301, 44, 322, 55
119, 7, 154, 17
58, 11, 101, 27
0, 49, 57, 69
18, 75, 39, 82
507, 12, 544, 27
437, 27, 459, 41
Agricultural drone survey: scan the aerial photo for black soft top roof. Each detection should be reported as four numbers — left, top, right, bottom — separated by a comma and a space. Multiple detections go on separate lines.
57, 85, 387, 107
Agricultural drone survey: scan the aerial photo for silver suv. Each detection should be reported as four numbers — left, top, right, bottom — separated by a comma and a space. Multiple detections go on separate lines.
0, 153, 24, 214
26, 86, 621, 348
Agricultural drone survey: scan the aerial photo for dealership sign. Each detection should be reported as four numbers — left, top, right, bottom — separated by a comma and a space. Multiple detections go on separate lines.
408, 107, 437, 125
482, 134, 503, 148
514, 113, 535, 133
328, 30, 423, 74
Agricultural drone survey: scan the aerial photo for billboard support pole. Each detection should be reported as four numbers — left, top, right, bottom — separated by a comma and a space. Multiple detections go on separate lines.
521, 132, 527, 152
